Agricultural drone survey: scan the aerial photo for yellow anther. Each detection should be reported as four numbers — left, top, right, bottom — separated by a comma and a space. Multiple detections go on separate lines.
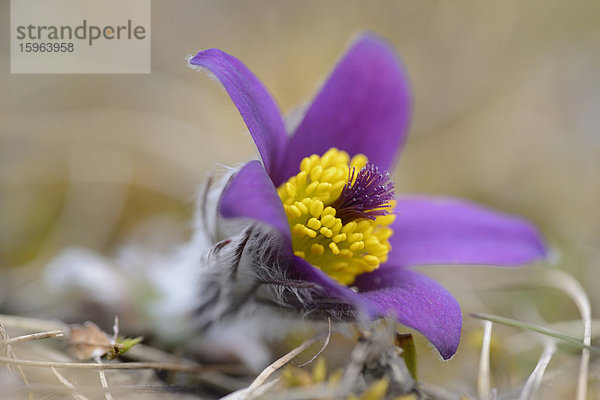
321, 214, 335, 227
305, 181, 319, 195
292, 223, 303, 235
286, 205, 302, 219
296, 170, 308, 186
332, 233, 346, 243
321, 167, 336, 182
348, 233, 363, 243
310, 165, 323, 181
350, 241, 365, 251
373, 246, 388, 257
377, 214, 396, 225
315, 192, 331, 202
364, 255, 380, 266
322, 207, 336, 216
342, 222, 357, 234
329, 242, 340, 255
332, 262, 348, 271
357, 220, 371, 232
311, 243, 325, 256
276, 148, 395, 286
310, 200, 324, 217
300, 157, 312, 173
331, 220, 343, 235
303, 226, 317, 238
319, 227, 333, 238
364, 239, 381, 250
295, 201, 308, 215
332, 181, 346, 193
285, 182, 296, 197
321, 148, 336, 166
350, 154, 368, 171
317, 182, 332, 192
307, 217, 321, 230
340, 249, 353, 258
377, 228, 394, 240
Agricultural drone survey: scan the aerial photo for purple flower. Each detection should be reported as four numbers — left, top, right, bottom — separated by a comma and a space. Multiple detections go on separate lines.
189, 33, 547, 359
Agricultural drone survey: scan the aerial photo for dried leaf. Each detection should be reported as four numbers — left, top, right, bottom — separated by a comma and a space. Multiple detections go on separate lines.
68, 322, 113, 360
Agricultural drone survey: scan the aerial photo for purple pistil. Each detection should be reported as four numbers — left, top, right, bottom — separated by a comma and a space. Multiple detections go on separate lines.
331, 163, 395, 223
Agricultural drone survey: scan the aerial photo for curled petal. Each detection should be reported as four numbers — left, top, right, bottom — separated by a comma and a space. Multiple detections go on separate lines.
355, 268, 462, 360
276, 33, 411, 185
387, 196, 548, 267
189, 49, 287, 175
219, 161, 290, 240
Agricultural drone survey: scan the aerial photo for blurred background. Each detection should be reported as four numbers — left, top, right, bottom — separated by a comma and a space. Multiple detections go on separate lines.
1, 0, 599, 396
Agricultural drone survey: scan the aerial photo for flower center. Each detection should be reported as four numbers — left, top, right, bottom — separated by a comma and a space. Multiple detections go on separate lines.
276, 148, 395, 286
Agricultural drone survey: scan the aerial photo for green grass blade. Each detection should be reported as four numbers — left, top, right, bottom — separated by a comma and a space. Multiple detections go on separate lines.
470, 313, 600, 355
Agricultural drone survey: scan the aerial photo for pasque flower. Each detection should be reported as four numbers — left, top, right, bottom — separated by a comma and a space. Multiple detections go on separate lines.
189, 33, 547, 359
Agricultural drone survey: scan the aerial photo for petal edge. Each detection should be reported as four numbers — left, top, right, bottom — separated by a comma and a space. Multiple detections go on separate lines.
276, 33, 412, 185
355, 268, 462, 360
220, 161, 290, 240
387, 196, 547, 267
190, 49, 287, 175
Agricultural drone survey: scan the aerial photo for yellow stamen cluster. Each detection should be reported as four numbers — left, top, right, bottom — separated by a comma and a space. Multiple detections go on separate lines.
277, 148, 395, 285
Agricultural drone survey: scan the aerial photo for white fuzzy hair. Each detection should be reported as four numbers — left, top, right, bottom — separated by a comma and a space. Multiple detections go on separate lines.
42, 165, 362, 370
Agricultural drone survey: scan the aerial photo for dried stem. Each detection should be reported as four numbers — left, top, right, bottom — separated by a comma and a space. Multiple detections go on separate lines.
0, 314, 69, 333
295, 318, 331, 368
51, 367, 92, 400
537, 268, 591, 400
518, 341, 556, 400
478, 321, 493, 400
0, 356, 244, 374
2, 330, 64, 345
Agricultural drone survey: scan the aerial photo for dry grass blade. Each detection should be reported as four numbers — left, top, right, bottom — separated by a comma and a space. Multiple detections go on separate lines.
0, 314, 69, 332
97, 368, 114, 400
94, 356, 114, 400
478, 321, 493, 400
470, 313, 600, 354
537, 268, 591, 400
518, 341, 556, 400
1, 320, 33, 399
51, 367, 92, 400
248, 334, 323, 391
295, 318, 331, 368
0, 355, 244, 374
2, 330, 64, 345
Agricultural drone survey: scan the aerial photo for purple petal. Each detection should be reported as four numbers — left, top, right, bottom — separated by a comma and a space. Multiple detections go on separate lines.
189, 49, 287, 175
290, 256, 379, 318
275, 33, 411, 185
355, 268, 462, 360
388, 196, 547, 267
220, 161, 290, 240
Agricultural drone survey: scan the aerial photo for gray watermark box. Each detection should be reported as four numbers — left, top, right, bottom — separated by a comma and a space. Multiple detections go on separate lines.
11, 0, 151, 74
